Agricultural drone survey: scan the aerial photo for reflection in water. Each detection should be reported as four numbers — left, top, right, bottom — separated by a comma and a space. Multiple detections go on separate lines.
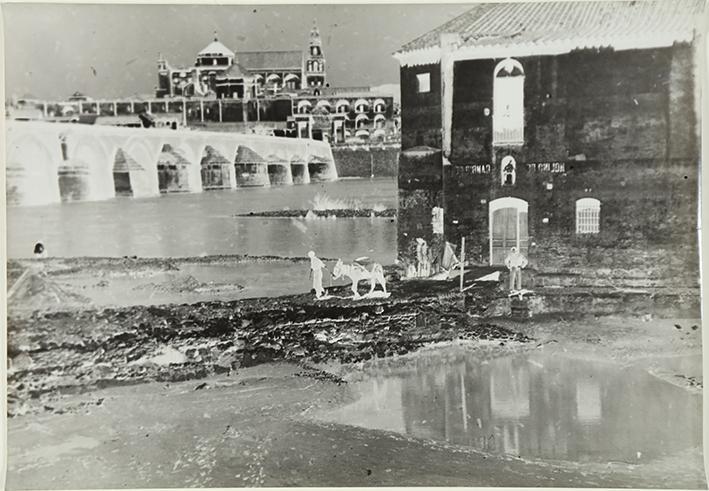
7, 178, 397, 261
319, 352, 702, 464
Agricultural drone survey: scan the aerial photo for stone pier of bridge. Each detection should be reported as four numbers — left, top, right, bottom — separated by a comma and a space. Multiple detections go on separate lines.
6, 121, 338, 206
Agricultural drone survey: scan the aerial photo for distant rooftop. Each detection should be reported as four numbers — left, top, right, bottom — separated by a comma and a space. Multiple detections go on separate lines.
217, 62, 252, 80
236, 51, 303, 71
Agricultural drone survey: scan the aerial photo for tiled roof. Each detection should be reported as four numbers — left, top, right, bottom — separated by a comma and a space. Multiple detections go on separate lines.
216, 62, 252, 80
236, 51, 303, 71
398, 0, 704, 57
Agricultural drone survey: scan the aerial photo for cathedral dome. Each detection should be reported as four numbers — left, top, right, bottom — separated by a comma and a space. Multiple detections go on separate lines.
198, 33, 235, 58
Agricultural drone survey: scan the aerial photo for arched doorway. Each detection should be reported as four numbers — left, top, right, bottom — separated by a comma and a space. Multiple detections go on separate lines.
489, 197, 528, 265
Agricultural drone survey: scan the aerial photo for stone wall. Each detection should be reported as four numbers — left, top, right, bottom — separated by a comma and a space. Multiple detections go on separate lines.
332, 146, 399, 178
397, 44, 700, 281
400, 64, 443, 150
397, 149, 443, 267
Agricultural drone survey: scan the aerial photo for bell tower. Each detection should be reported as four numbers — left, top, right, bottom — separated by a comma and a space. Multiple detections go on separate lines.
156, 53, 171, 98
305, 20, 326, 91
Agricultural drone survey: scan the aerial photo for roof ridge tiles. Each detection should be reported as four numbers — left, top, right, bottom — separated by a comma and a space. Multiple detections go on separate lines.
396, 0, 705, 58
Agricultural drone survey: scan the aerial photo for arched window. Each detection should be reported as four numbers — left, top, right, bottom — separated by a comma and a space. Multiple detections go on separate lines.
501, 155, 516, 186
284, 73, 300, 90
493, 58, 525, 145
316, 100, 331, 113
373, 99, 386, 113
576, 198, 601, 234
354, 99, 369, 113
336, 100, 350, 113
355, 113, 369, 129
297, 100, 312, 114
267, 74, 281, 86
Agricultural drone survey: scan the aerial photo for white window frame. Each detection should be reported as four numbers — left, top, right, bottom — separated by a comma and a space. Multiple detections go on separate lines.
297, 100, 312, 115
493, 58, 525, 146
501, 155, 516, 186
575, 198, 601, 234
416, 73, 431, 93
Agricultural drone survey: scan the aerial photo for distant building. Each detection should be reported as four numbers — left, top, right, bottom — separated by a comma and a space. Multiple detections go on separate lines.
395, 0, 703, 272
287, 89, 399, 143
6, 21, 401, 145
156, 23, 326, 99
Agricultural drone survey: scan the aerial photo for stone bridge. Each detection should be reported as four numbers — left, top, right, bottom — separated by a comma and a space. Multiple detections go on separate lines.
6, 121, 338, 206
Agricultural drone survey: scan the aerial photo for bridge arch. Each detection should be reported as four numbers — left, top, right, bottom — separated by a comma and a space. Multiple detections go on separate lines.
6, 134, 60, 206
72, 137, 115, 201
201, 144, 234, 190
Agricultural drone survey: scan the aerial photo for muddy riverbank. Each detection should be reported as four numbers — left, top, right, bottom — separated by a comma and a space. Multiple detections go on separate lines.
7, 341, 705, 489
8, 278, 523, 417
6, 256, 705, 488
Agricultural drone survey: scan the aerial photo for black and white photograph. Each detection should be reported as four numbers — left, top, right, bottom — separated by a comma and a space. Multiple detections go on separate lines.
3, 0, 707, 488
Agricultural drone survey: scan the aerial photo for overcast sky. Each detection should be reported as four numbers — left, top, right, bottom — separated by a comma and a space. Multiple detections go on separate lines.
3, 3, 472, 100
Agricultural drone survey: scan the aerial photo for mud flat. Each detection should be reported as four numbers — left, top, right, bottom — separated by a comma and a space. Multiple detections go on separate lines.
7, 262, 520, 417
7, 255, 351, 310
235, 208, 397, 218
5, 256, 705, 489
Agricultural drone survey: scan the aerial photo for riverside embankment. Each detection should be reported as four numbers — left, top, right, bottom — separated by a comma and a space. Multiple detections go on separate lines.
6, 255, 705, 489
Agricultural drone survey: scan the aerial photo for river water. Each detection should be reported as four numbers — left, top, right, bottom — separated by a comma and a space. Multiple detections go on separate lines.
317, 349, 703, 464
7, 178, 398, 262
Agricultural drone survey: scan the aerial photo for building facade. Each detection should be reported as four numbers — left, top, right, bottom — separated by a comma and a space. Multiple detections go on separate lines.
395, 0, 704, 276
6, 22, 402, 145
287, 91, 398, 143
155, 25, 327, 100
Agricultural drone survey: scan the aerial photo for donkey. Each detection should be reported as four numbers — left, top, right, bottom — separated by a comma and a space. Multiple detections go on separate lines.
332, 259, 387, 299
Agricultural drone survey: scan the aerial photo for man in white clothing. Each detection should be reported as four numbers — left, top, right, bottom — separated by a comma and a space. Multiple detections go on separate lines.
308, 250, 326, 298
504, 246, 528, 291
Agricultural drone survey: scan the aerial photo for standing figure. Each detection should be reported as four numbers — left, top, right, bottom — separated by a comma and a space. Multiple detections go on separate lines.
308, 250, 326, 298
504, 246, 528, 291
33, 241, 46, 258
415, 238, 431, 277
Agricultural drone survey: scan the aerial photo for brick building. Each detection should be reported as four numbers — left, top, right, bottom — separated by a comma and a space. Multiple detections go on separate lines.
395, 0, 704, 279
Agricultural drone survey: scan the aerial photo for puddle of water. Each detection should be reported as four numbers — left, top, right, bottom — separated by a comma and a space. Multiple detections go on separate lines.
317, 350, 702, 464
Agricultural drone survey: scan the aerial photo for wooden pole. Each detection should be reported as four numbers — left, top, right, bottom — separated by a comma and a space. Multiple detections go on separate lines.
459, 236, 465, 292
